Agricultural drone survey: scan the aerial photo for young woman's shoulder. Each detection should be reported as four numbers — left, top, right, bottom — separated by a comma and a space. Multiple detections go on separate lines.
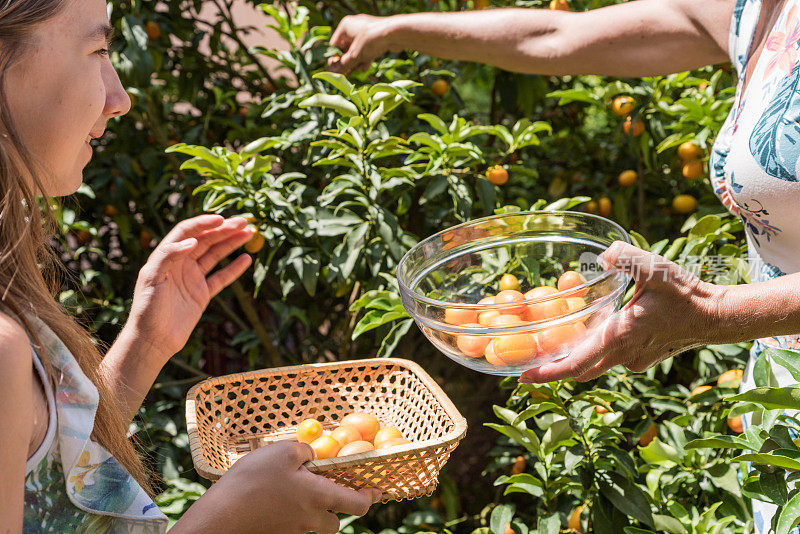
0, 311, 32, 362
0, 310, 33, 384
0, 311, 34, 530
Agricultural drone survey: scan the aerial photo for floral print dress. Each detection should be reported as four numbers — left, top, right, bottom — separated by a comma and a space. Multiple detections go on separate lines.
712, 0, 800, 530
23, 316, 168, 533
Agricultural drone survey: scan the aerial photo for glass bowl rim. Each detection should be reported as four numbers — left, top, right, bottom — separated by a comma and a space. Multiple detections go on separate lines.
395, 209, 631, 310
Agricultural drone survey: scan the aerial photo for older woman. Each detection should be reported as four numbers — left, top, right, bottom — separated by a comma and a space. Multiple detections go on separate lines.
0, 0, 379, 532
333, 1, 800, 530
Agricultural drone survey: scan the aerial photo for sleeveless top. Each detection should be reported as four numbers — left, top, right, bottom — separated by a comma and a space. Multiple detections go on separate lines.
22, 315, 168, 533
712, 1, 800, 531
712, 0, 800, 369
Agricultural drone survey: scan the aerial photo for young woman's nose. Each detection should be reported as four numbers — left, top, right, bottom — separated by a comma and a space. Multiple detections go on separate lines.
102, 61, 131, 118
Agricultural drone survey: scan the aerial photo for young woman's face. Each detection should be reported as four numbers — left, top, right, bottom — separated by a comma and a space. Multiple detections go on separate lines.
6, 0, 131, 197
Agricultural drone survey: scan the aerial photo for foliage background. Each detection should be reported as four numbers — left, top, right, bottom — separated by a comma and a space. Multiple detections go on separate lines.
53, 0, 795, 531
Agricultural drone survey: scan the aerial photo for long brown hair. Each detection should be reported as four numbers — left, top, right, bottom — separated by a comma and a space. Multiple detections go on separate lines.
0, 0, 152, 494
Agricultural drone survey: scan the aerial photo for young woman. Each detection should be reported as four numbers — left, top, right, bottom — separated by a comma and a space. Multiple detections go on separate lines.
0, 0, 380, 532
332, 0, 800, 531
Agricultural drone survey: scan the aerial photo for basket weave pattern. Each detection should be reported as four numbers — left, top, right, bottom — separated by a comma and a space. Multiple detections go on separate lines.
186, 358, 467, 501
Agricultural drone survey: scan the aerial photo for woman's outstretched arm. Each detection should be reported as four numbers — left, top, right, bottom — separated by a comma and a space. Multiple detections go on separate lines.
331, 0, 735, 76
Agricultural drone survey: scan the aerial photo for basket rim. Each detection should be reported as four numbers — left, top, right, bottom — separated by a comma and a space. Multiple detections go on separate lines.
186, 357, 468, 481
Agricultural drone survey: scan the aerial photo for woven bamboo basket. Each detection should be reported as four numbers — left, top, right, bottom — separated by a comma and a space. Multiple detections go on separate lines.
186, 358, 467, 502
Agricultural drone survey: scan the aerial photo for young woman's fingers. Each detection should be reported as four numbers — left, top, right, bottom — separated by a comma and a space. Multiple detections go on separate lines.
314, 476, 376, 517
197, 228, 255, 275
192, 217, 249, 257
206, 254, 252, 298
160, 214, 225, 245
310, 511, 341, 534
142, 238, 198, 282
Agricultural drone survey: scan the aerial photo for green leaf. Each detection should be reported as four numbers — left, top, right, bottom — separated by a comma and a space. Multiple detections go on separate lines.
684, 435, 751, 451
376, 318, 413, 358
776, 491, 800, 534
734, 453, 800, 471
639, 438, 682, 467
495, 473, 544, 498
538, 513, 560, 534
652, 515, 687, 534
541, 418, 574, 454
766, 348, 800, 382
729, 387, 800, 411
313, 71, 354, 96
598, 472, 654, 528
490, 505, 514, 534
299, 94, 359, 116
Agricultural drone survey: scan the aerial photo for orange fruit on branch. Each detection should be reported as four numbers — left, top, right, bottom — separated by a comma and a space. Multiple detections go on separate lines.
717, 369, 744, 387
549, 0, 569, 10
245, 231, 266, 254
677, 142, 704, 161
623, 116, 645, 137
727, 415, 743, 433
568, 505, 584, 532
672, 194, 697, 214
511, 455, 526, 474
598, 197, 612, 217
486, 165, 509, 185
618, 169, 638, 187
145, 21, 161, 40
681, 159, 704, 180
431, 79, 449, 96
611, 96, 635, 117
639, 422, 658, 446
690, 385, 712, 396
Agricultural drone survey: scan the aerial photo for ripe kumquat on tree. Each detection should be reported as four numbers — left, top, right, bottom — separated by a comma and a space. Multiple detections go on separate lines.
431, 79, 449, 96
611, 95, 635, 116
486, 165, 509, 185
618, 169, 637, 186
623, 115, 645, 137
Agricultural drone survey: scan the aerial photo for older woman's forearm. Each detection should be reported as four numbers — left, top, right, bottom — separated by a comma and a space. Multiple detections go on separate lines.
712, 273, 800, 345
381, 0, 731, 77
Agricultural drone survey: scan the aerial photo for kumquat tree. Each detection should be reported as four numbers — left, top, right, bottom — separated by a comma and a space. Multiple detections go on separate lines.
35, 0, 800, 532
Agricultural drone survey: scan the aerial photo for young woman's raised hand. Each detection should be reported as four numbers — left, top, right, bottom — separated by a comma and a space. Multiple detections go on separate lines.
172, 441, 381, 534
127, 214, 254, 358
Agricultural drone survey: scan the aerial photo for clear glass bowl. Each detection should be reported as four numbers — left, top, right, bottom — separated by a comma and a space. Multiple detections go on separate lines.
396, 211, 632, 376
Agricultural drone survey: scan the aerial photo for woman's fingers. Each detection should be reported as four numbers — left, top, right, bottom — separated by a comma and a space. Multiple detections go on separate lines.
191, 217, 249, 260
315, 476, 378, 517
206, 254, 252, 298
518, 329, 606, 383
312, 511, 342, 534
197, 227, 255, 275
160, 214, 225, 245
142, 238, 198, 283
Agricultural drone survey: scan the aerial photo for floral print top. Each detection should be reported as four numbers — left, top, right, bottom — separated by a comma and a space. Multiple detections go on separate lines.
23, 315, 167, 533
711, 0, 800, 356
714, 2, 800, 530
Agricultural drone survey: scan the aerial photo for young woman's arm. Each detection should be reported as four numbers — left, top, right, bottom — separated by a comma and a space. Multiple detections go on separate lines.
0, 313, 34, 533
99, 215, 254, 423
331, 0, 734, 76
